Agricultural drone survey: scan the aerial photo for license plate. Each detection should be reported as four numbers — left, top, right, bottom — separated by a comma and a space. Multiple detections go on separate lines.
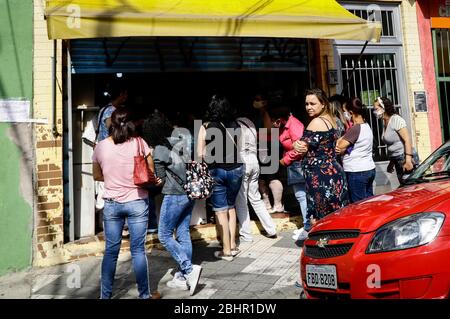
306, 264, 338, 290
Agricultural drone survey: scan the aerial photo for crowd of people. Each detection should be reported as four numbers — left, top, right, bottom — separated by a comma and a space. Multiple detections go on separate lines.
90, 82, 418, 298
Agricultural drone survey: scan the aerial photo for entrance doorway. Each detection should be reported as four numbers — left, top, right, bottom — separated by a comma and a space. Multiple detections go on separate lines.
64, 37, 313, 242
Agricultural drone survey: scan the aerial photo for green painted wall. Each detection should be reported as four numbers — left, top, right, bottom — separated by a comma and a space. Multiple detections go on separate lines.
0, 0, 33, 276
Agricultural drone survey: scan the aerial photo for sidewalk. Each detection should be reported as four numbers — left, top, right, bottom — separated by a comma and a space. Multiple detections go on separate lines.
0, 230, 303, 299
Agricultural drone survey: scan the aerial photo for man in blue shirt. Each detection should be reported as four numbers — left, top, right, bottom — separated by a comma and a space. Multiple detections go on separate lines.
97, 83, 128, 142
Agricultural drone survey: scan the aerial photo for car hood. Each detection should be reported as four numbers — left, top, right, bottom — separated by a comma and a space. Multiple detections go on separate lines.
312, 180, 450, 234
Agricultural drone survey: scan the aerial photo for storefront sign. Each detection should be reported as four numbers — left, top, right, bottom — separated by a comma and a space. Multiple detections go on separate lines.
414, 91, 428, 112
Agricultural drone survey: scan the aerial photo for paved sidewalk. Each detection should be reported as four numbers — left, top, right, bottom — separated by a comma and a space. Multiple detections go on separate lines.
1, 230, 303, 299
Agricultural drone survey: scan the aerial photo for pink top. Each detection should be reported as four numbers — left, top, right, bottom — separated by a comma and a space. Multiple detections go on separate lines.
92, 137, 152, 203
279, 115, 305, 166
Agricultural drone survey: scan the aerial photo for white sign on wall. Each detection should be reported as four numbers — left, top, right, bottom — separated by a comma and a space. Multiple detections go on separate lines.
0, 100, 30, 122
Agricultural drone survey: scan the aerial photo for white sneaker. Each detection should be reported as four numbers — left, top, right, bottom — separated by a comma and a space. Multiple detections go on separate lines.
166, 273, 188, 290
292, 228, 309, 241
185, 265, 202, 296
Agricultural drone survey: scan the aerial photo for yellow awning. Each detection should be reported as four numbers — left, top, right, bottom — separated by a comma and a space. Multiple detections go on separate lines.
45, 0, 381, 41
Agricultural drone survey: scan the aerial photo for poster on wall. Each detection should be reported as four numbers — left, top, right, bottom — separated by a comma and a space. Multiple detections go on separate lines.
414, 91, 428, 112
0, 99, 30, 122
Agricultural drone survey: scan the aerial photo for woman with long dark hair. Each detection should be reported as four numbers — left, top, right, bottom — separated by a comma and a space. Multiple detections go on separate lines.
142, 111, 202, 296
336, 97, 376, 203
197, 94, 244, 261
293, 88, 349, 226
92, 108, 160, 299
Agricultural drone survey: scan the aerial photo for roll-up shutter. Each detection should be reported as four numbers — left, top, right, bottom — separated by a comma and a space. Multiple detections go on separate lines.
70, 37, 308, 74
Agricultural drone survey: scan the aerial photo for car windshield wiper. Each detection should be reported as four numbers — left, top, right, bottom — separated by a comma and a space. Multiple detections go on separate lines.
421, 170, 450, 179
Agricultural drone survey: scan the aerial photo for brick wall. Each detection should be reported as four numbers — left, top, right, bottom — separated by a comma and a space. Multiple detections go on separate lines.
33, 0, 65, 266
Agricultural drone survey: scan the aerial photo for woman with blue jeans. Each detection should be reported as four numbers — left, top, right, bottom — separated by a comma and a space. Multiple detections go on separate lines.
92, 108, 160, 299
198, 95, 244, 261
336, 97, 376, 203
143, 112, 202, 296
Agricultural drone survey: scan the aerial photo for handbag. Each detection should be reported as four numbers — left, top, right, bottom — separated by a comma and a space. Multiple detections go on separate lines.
133, 137, 157, 187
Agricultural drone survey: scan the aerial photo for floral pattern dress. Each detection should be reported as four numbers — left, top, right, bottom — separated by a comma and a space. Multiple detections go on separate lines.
301, 128, 349, 220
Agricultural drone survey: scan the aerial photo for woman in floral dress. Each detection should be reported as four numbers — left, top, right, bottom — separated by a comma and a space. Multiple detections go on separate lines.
293, 88, 349, 226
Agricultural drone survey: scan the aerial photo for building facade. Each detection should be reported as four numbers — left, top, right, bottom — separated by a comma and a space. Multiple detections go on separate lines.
0, 0, 442, 274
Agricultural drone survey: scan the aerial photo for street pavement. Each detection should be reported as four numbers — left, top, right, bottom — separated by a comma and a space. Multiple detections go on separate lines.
0, 230, 303, 299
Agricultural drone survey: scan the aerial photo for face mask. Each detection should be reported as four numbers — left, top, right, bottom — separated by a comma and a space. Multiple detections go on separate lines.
343, 111, 352, 121
373, 109, 384, 119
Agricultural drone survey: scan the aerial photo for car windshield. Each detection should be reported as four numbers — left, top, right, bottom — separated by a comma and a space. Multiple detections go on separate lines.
404, 141, 450, 185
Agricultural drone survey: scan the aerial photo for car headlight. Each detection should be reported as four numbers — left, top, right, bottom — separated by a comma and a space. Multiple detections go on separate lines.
367, 212, 445, 253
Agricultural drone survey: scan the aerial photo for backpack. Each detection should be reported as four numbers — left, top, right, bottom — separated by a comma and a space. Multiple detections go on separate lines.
184, 161, 214, 199
167, 160, 214, 200
82, 106, 108, 148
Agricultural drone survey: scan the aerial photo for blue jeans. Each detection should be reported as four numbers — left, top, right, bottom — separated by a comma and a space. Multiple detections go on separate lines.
346, 169, 376, 203
101, 198, 149, 299
210, 166, 244, 212
292, 183, 310, 231
158, 194, 195, 275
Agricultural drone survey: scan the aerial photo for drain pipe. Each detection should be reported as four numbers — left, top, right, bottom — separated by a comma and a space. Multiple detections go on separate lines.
52, 40, 61, 137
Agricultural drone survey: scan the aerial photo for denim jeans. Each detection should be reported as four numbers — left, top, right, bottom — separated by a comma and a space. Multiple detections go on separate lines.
346, 169, 376, 203
101, 198, 149, 299
292, 183, 310, 231
210, 166, 244, 212
158, 194, 195, 275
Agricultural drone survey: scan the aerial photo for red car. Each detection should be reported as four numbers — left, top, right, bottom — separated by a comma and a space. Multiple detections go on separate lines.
301, 141, 450, 299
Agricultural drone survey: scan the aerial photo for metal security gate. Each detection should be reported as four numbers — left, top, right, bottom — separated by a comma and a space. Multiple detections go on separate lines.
337, 2, 407, 163
432, 29, 450, 142
341, 53, 402, 161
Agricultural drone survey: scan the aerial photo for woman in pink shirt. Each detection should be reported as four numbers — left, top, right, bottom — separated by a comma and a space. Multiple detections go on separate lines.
92, 108, 161, 299
267, 106, 309, 240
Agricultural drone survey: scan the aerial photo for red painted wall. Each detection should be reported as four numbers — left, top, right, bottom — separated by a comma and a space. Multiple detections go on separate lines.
416, 0, 444, 150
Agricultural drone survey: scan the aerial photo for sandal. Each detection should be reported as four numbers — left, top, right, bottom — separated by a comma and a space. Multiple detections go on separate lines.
214, 251, 233, 261
230, 248, 240, 257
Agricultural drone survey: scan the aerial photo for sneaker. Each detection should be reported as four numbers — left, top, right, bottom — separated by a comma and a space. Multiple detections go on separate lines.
292, 227, 308, 241
166, 274, 188, 291
185, 265, 202, 296
214, 251, 233, 261
147, 228, 158, 234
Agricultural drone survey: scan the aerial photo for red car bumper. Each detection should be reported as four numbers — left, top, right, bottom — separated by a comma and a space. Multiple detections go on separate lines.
301, 233, 450, 299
